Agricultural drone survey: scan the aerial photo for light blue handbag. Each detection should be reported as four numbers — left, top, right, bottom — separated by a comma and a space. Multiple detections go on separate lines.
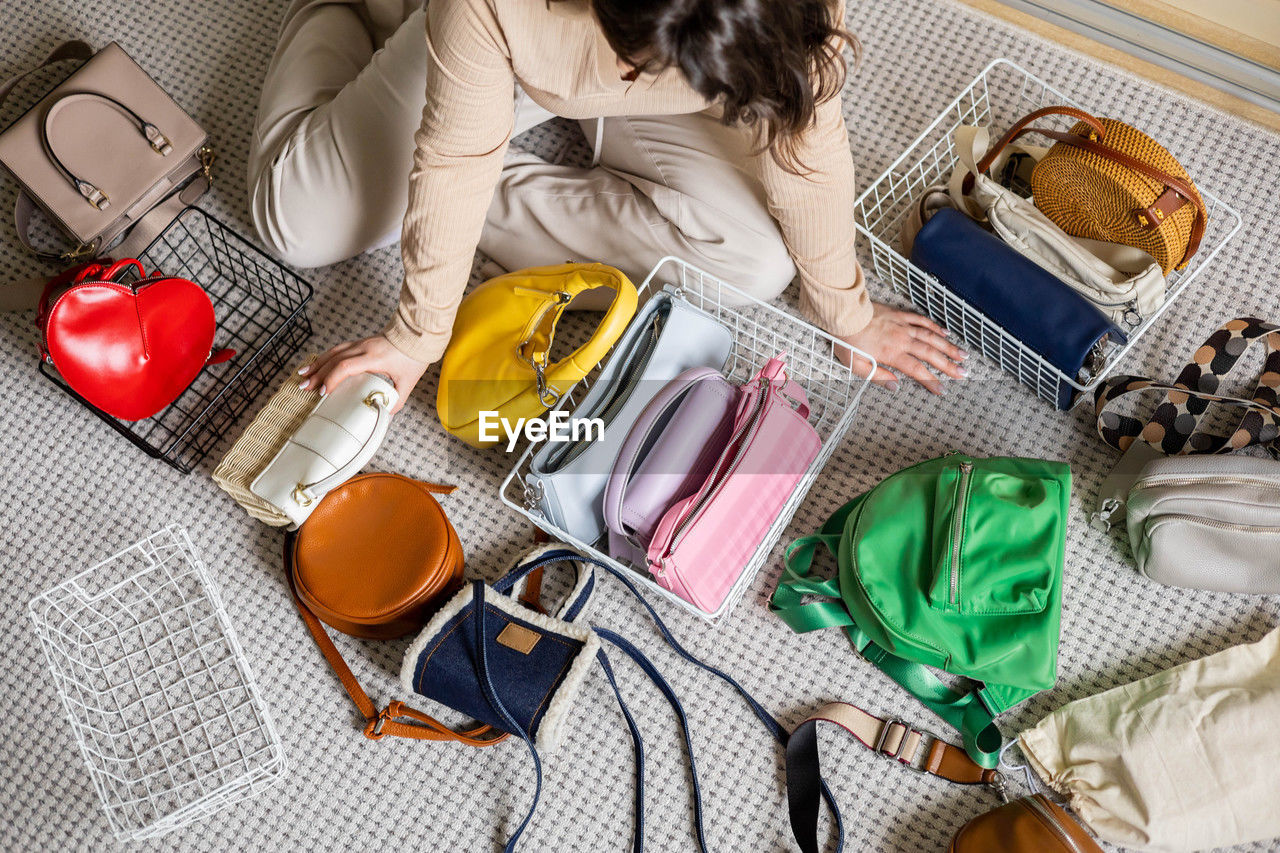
525, 289, 732, 544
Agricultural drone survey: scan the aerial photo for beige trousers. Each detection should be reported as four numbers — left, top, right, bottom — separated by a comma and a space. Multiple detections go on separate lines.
246, 0, 795, 298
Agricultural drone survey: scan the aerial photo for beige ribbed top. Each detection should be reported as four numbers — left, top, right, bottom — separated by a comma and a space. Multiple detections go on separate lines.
382, 0, 871, 364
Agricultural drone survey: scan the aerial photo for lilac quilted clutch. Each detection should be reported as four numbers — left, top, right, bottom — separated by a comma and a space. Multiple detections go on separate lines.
603, 367, 739, 566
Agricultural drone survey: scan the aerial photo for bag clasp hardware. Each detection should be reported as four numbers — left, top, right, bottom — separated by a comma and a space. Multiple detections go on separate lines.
365, 707, 393, 740
141, 122, 172, 156
989, 770, 1011, 803
1091, 498, 1121, 533
75, 179, 109, 210
59, 238, 99, 262
873, 718, 907, 757
522, 479, 544, 511
198, 145, 215, 185
528, 358, 561, 407
873, 719, 951, 778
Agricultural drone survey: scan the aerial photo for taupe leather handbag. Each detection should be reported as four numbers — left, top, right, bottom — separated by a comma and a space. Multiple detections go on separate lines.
0, 41, 212, 263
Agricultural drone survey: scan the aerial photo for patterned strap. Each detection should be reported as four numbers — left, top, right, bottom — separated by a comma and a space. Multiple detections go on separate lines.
1094, 318, 1280, 456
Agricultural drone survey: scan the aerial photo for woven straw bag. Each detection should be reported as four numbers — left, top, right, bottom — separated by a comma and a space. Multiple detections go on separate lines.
213, 357, 320, 526
974, 106, 1206, 274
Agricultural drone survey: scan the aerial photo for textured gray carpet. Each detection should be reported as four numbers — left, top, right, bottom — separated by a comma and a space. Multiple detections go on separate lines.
3, 0, 1279, 850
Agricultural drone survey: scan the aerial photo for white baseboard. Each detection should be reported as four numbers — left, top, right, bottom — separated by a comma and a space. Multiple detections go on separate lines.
992, 0, 1280, 114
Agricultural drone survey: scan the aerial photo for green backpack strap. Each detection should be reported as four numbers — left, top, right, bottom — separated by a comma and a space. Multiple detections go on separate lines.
770, 496, 866, 633
849, 628, 1004, 770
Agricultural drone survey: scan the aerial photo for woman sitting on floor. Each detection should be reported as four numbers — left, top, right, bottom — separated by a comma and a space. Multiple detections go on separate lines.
248, 0, 967, 409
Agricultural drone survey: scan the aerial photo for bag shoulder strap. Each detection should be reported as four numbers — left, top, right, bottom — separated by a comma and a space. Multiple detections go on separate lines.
282, 537, 507, 745
1095, 317, 1280, 457
0, 39, 92, 109
850, 628, 1005, 767
502, 548, 847, 852
785, 701, 1001, 853
594, 555, 846, 852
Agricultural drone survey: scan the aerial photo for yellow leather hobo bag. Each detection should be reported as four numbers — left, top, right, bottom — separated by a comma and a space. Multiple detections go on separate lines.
437, 263, 637, 448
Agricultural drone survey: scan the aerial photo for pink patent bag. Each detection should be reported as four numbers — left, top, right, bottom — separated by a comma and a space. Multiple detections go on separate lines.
645, 356, 820, 613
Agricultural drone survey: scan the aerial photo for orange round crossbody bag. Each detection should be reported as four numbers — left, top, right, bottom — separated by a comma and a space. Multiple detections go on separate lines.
974, 106, 1207, 274
285, 472, 508, 744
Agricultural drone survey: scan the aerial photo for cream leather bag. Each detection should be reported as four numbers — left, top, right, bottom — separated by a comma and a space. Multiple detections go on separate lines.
1094, 454, 1280, 593
0, 41, 212, 264
214, 368, 397, 528
949, 125, 1165, 324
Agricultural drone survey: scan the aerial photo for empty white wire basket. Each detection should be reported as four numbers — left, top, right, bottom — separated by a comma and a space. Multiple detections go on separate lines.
27, 526, 286, 842
855, 58, 1243, 408
500, 256, 874, 622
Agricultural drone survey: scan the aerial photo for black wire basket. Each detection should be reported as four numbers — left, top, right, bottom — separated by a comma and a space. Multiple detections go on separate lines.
39, 207, 313, 473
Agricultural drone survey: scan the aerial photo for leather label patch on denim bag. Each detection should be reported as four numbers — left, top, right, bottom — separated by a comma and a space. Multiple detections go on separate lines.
497, 622, 541, 654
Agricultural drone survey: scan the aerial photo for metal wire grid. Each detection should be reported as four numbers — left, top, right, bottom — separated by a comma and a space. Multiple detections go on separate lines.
500, 256, 874, 622
39, 208, 313, 472
854, 58, 1244, 408
27, 526, 286, 842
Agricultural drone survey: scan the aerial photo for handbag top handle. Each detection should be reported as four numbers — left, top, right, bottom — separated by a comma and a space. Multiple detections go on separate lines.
42, 92, 175, 209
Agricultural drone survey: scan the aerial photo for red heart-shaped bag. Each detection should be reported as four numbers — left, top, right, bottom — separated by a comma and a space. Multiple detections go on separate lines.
38, 258, 234, 421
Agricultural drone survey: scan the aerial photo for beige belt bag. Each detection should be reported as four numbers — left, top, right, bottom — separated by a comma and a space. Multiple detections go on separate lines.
1019, 626, 1280, 852
0, 41, 212, 264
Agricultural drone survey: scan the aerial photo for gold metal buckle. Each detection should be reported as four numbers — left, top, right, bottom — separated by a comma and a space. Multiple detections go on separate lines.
292, 484, 315, 508
364, 390, 389, 409
59, 238, 99, 263
198, 146, 216, 185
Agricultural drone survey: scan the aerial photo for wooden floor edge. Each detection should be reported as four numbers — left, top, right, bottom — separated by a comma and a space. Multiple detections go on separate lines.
951, 0, 1280, 132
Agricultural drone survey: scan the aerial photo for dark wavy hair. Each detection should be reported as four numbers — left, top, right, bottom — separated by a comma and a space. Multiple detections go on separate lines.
568, 0, 858, 174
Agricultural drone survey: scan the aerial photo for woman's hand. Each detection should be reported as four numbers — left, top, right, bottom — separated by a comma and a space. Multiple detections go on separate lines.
838, 302, 968, 394
299, 335, 428, 414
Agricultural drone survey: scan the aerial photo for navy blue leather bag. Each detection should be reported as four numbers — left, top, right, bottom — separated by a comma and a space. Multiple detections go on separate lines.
911, 207, 1127, 408
400, 545, 843, 852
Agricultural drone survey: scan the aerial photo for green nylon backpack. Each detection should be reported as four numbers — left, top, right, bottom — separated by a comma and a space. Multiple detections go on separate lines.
770, 453, 1070, 768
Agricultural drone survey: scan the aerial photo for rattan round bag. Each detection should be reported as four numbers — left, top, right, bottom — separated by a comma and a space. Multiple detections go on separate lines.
974, 106, 1206, 274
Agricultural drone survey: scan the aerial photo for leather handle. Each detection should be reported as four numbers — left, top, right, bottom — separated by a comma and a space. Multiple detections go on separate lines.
38, 258, 149, 322
41, 92, 173, 209
973, 106, 1104, 176
99, 257, 145, 281
282, 536, 508, 746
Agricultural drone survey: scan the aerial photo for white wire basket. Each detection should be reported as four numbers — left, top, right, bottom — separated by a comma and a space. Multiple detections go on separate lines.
500, 256, 874, 622
854, 58, 1243, 409
27, 526, 286, 842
